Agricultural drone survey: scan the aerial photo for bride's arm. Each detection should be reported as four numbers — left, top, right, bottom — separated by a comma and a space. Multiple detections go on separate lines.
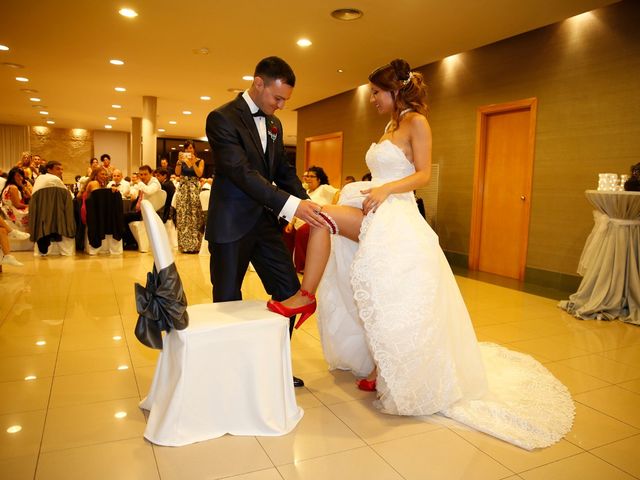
362, 115, 432, 214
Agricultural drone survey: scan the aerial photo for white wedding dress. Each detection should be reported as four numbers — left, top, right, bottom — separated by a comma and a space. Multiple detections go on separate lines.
317, 140, 574, 450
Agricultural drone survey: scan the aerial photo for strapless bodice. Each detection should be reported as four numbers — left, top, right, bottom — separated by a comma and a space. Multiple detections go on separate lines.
365, 140, 415, 184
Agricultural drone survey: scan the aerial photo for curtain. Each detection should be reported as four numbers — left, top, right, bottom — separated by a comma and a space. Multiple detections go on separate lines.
0, 124, 30, 173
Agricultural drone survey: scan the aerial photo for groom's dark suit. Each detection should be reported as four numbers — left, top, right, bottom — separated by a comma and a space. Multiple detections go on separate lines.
205, 93, 308, 327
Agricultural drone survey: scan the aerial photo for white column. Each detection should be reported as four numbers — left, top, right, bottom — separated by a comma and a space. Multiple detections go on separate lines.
142, 95, 157, 167
130, 117, 142, 175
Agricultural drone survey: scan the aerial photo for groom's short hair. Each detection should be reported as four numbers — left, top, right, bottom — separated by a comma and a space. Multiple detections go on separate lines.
254, 56, 296, 87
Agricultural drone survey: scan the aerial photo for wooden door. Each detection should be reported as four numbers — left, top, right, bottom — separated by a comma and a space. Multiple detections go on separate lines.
304, 132, 343, 188
469, 98, 537, 280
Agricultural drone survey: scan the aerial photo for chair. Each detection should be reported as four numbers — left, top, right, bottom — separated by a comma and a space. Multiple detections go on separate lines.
137, 200, 303, 446
199, 189, 210, 256
29, 186, 76, 256
84, 189, 124, 255
129, 189, 167, 253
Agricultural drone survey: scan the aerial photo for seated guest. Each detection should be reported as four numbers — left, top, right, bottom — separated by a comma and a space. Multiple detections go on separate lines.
30, 160, 75, 255
129, 172, 140, 200
0, 215, 30, 267
80, 167, 109, 225
32, 160, 67, 194
1, 167, 30, 233
107, 169, 130, 198
123, 165, 163, 250
155, 168, 175, 223
283, 166, 339, 273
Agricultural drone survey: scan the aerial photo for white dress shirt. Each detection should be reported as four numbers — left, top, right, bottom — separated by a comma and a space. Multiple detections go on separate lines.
32, 173, 69, 195
107, 179, 130, 197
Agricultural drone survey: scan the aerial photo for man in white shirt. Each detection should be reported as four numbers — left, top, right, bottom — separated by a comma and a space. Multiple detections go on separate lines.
107, 169, 130, 197
123, 165, 162, 250
32, 160, 68, 194
30, 160, 74, 254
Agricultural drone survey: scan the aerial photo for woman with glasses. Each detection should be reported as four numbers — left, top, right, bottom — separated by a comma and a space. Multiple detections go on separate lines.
283, 166, 338, 273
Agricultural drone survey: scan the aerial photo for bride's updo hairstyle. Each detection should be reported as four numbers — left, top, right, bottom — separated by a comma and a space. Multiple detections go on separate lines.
368, 58, 428, 132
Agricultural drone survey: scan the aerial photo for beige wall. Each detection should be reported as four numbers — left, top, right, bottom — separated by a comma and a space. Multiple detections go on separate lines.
297, 0, 640, 275
30, 126, 93, 183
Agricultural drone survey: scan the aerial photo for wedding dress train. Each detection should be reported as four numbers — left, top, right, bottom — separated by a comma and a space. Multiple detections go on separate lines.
317, 141, 574, 450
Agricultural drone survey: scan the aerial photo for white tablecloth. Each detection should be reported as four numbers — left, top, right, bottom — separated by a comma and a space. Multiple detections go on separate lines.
140, 300, 303, 446
560, 190, 640, 324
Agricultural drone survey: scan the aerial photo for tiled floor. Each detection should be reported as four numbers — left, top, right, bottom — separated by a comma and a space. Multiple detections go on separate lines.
2, 251, 640, 479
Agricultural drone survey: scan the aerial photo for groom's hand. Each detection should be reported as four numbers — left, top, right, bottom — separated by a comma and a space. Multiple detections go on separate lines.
295, 200, 325, 229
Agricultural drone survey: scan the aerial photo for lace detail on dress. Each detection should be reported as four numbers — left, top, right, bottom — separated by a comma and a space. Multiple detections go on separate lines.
444, 343, 575, 450
341, 140, 574, 448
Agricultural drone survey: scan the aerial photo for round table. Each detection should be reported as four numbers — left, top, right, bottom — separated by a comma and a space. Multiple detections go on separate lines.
560, 190, 640, 324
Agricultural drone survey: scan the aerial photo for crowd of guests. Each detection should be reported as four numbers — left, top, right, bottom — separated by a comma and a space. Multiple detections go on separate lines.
1, 147, 383, 271
0, 145, 216, 268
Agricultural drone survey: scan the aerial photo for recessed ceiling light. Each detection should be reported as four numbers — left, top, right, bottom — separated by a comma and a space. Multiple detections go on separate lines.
168, 120, 177, 125
110, 59, 124, 65
296, 38, 312, 47
200, 95, 211, 101
158, 128, 166, 132
117, 365, 129, 370
24, 375, 37, 381
171, 147, 176, 150
114, 87, 126, 92
182, 111, 192, 115
105, 125, 113, 129
6, 425, 22, 434
330, 8, 364, 21
29, 97, 41, 102
0, 45, 9, 51
192, 47, 209, 55
337, 69, 344, 73
204, 148, 209, 152
20, 88, 38, 93
46, 120, 55, 125
119, 8, 138, 18
227, 88, 244, 93
111, 104, 122, 109
112, 335, 122, 341
35, 340, 46, 346
114, 411, 127, 419
39, 111, 48, 115
16, 76, 29, 82
3, 62, 24, 69
242, 75, 254, 81
107, 116, 117, 121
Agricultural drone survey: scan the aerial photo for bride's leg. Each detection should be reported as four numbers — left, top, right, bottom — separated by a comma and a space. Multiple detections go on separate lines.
278, 205, 363, 308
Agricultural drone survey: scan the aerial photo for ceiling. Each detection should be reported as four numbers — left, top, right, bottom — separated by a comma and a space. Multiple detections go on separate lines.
0, 0, 618, 145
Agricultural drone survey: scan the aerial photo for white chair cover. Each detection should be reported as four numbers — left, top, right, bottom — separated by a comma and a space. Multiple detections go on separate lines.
141, 200, 173, 271
138, 200, 303, 446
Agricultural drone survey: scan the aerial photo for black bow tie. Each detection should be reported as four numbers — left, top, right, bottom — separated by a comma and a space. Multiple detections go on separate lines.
252, 109, 266, 117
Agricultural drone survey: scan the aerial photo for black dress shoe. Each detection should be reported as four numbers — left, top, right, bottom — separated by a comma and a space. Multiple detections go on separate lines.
293, 376, 304, 388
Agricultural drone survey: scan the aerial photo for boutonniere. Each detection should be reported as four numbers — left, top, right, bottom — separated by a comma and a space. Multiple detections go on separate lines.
268, 121, 278, 142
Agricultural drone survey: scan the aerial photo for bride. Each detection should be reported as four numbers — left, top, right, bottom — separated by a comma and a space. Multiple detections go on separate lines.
268, 59, 574, 449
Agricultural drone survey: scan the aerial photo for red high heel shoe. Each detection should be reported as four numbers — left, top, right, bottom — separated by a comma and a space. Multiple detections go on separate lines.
267, 290, 316, 329
357, 378, 377, 392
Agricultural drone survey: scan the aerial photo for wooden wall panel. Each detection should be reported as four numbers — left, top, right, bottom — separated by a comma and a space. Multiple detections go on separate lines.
297, 0, 640, 276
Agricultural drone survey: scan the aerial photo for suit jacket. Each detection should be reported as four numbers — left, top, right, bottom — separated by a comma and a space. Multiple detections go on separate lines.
205, 93, 308, 244
28, 187, 76, 242
86, 189, 124, 248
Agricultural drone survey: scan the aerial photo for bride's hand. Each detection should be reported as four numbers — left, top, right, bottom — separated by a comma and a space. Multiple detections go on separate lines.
361, 185, 390, 214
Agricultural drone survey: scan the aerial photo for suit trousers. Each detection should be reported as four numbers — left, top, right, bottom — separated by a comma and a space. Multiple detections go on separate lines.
209, 212, 300, 334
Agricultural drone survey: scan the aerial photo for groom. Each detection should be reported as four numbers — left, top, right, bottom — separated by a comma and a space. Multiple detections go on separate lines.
205, 56, 324, 387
